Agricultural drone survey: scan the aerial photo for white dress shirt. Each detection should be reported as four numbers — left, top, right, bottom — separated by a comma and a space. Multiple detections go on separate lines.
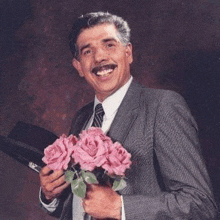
87, 76, 133, 134
40, 76, 133, 220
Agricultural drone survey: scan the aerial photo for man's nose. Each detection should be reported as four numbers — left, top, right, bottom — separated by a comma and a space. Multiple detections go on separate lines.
93, 48, 108, 63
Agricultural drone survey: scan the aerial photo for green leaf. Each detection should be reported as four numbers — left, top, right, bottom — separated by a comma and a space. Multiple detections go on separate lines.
71, 177, 87, 198
81, 171, 99, 184
65, 170, 76, 183
112, 179, 127, 191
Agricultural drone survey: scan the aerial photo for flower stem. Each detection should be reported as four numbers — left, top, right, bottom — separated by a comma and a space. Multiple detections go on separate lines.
71, 165, 80, 179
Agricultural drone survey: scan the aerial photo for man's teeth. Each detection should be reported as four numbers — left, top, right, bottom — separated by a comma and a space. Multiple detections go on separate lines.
96, 68, 113, 76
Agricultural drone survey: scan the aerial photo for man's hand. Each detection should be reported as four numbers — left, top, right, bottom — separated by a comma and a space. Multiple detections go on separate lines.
83, 184, 122, 219
39, 166, 70, 202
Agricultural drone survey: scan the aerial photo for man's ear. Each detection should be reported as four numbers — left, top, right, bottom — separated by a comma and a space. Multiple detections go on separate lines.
72, 58, 84, 77
126, 43, 133, 64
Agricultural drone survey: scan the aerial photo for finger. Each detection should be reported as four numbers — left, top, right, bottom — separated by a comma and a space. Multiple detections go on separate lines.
85, 184, 102, 199
87, 183, 99, 191
40, 169, 64, 185
50, 174, 67, 188
41, 178, 70, 200
85, 185, 94, 199
42, 174, 67, 192
89, 184, 98, 190
85, 190, 91, 199
52, 181, 70, 195
86, 184, 92, 191
40, 166, 53, 176
82, 198, 94, 217
46, 181, 70, 200
48, 170, 65, 182
82, 198, 88, 211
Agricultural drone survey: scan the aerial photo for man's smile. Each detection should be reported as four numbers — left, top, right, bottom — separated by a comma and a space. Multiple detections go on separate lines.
91, 64, 117, 77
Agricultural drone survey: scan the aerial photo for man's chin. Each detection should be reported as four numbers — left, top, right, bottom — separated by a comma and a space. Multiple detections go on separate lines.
95, 86, 118, 101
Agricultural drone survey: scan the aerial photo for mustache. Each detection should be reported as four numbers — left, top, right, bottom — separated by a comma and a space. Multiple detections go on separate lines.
91, 64, 117, 74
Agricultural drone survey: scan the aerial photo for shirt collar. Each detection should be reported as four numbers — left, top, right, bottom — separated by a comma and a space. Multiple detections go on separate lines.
94, 76, 133, 119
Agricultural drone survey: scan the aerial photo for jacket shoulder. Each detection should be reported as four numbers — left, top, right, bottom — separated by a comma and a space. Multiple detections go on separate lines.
132, 82, 185, 105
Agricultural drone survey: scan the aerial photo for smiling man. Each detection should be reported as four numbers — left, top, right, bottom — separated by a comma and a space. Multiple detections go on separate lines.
39, 12, 218, 220
72, 23, 132, 102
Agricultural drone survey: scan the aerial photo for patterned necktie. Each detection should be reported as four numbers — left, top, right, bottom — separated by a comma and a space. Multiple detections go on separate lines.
92, 103, 105, 127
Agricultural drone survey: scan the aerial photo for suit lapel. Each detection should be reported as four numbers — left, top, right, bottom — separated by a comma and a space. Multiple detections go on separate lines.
71, 82, 143, 145
108, 82, 142, 145
70, 102, 93, 136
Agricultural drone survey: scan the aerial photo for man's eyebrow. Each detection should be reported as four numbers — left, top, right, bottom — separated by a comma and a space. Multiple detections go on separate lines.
79, 38, 118, 53
80, 44, 91, 53
102, 38, 118, 43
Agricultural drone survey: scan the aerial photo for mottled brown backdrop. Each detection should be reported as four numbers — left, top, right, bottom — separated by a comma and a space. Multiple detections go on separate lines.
0, 0, 219, 219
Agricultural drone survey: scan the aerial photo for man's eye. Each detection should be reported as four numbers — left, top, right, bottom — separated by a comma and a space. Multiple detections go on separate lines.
83, 50, 91, 55
106, 43, 115, 48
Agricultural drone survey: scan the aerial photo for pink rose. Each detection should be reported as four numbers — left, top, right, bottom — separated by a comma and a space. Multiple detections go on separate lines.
80, 127, 112, 143
72, 127, 112, 171
42, 134, 78, 170
102, 142, 131, 176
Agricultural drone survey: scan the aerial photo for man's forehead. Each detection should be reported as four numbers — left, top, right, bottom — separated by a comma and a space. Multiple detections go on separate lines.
76, 24, 120, 46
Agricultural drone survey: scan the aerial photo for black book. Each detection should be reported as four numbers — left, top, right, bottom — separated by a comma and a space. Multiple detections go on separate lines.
0, 121, 58, 173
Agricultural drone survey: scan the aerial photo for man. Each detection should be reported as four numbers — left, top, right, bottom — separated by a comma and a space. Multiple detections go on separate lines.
39, 12, 218, 219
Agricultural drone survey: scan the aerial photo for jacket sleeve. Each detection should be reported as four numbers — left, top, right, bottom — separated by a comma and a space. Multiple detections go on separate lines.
123, 91, 218, 219
39, 186, 71, 218
39, 103, 93, 219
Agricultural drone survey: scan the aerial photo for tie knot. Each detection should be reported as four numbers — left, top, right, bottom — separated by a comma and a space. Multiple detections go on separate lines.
95, 103, 104, 115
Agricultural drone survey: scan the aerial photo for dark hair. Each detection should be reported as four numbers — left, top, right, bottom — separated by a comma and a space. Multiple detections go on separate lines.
69, 12, 130, 59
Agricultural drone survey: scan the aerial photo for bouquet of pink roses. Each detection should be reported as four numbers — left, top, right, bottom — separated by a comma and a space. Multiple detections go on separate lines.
42, 127, 132, 198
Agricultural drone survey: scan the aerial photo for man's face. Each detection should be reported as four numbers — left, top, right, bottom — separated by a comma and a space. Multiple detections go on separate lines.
72, 24, 133, 102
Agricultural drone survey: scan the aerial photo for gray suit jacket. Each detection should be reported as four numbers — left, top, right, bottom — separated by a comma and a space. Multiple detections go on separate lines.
46, 82, 218, 219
